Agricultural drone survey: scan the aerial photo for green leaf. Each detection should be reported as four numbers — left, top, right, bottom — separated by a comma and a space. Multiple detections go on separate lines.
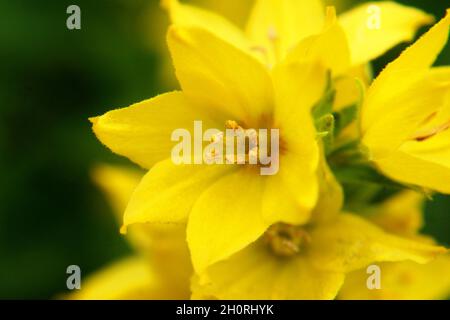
333, 163, 404, 190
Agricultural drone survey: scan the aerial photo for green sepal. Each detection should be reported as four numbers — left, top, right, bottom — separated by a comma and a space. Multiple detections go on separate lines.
333, 104, 358, 137
316, 113, 335, 155
312, 72, 335, 120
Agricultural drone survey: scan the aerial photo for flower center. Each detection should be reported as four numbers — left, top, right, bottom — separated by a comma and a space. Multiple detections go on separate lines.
264, 223, 311, 257
206, 120, 260, 164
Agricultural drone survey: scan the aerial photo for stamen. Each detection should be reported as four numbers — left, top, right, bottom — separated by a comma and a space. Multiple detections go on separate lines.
265, 223, 311, 257
204, 132, 224, 163
267, 25, 281, 65
267, 26, 278, 42
206, 121, 262, 165
250, 46, 272, 69
211, 131, 224, 143
410, 119, 450, 142
248, 146, 259, 164
225, 120, 241, 130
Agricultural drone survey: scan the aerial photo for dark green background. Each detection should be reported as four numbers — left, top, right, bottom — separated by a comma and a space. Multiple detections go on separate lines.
0, 0, 448, 299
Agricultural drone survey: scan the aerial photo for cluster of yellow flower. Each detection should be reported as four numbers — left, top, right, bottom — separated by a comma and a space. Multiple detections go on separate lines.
83, 0, 450, 300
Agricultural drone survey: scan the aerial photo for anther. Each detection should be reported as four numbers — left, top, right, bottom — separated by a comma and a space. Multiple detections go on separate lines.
265, 224, 311, 257
411, 119, 450, 142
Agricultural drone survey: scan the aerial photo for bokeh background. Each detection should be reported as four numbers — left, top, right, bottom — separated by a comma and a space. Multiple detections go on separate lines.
0, 0, 448, 299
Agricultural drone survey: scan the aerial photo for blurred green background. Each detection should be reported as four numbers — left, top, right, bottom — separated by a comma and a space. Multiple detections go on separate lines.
0, 0, 448, 299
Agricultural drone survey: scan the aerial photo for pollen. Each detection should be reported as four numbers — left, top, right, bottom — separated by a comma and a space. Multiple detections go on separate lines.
265, 223, 311, 257
225, 120, 241, 130
205, 121, 260, 164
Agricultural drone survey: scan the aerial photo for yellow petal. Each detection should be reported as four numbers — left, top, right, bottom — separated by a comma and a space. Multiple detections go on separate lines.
362, 11, 450, 132
167, 25, 273, 126
261, 154, 313, 226
192, 241, 344, 300
91, 91, 219, 169
339, 256, 450, 300
363, 71, 450, 158
91, 164, 143, 222
402, 129, 450, 169
308, 214, 447, 273
123, 159, 233, 228
339, 2, 435, 66
192, 0, 254, 29
128, 224, 193, 295
311, 150, 344, 224
91, 164, 193, 291
271, 61, 327, 211
163, 0, 252, 54
187, 170, 269, 273
367, 191, 425, 235
285, 7, 351, 76
334, 65, 371, 111
68, 256, 165, 300
398, 75, 450, 169
246, 0, 325, 64
374, 149, 450, 194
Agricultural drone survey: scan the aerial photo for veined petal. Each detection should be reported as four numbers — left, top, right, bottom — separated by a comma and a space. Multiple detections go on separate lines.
91, 91, 219, 169
163, 0, 252, 53
339, 256, 450, 300
375, 149, 450, 194
246, 0, 325, 64
123, 159, 233, 229
167, 26, 273, 126
192, 241, 344, 300
308, 214, 447, 273
339, 2, 435, 66
285, 7, 351, 76
187, 170, 269, 273
362, 11, 450, 132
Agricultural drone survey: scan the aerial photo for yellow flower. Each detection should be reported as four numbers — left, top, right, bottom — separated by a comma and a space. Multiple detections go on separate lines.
192, 212, 446, 300
361, 11, 450, 193
90, 5, 353, 274
339, 257, 450, 300
71, 165, 191, 300
162, 0, 435, 149
146, 0, 255, 88
164, 0, 432, 72
90, 0, 443, 283
339, 191, 450, 300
